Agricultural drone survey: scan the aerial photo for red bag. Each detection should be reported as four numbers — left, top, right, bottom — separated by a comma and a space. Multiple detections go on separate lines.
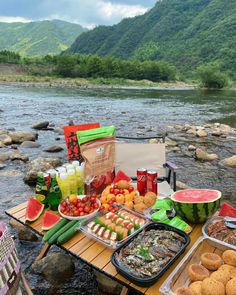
64, 123, 100, 162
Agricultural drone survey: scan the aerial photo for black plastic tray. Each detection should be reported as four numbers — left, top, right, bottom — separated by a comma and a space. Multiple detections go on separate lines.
111, 222, 190, 287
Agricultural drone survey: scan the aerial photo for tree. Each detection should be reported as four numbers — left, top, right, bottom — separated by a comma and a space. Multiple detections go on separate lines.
197, 64, 229, 89
55, 56, 76, 77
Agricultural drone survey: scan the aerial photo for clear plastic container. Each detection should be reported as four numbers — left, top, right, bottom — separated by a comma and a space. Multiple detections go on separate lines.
202, 215, 236, 250
159, 237, 236, 295
80, 208, 150, 249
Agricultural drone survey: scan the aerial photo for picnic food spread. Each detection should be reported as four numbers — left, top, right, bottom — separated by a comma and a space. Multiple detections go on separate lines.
6, 124, 236, 294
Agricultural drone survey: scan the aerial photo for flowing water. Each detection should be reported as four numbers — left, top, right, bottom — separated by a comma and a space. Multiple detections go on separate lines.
0, 85, 236, 294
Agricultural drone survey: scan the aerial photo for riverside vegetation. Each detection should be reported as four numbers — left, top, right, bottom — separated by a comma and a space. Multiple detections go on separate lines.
0, 50, 231, 89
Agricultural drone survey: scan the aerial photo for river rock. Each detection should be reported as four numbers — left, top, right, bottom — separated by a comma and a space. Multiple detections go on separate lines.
33, 253, 75, 284
214, 123, 220, 127
9, 131, 38, 143
176, 181, 191, 190
53, 127, 64, 135
0, 134, 12, 145
149, 138, 158, 144
220, 124, 233, 133
24, 157, 63, 184
221, 155, 236, 168
0, 142, 5, 148
196, 130, 208, 137
0, 153, 10, 162
188, 145, 196, 151
195, 148, 218, 161
211, 128, 223, 137
43, 145, 64, 153
186, 129, 197, 135
10, 152, 29, 162
18, 227, 38, 242
95, 271, 121, 295
0, 130, 8, 135
165, 137, 178, 146
32, 121, 49, 130
20, 141, 41, 148
0, 164, 6, 170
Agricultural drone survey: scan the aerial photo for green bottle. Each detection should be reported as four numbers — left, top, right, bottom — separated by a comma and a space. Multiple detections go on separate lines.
35, 172, 48, 205
47, 170, 62, 211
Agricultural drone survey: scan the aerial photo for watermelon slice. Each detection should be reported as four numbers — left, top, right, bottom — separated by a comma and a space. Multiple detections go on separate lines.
41, 211, 61, 231
25, 198, 44, 222
219, 202, 236, 218
113, 170, 131, 183
171, 189, 221, 224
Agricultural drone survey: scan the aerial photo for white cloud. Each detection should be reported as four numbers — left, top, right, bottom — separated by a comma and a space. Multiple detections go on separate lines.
0, 16, 32, 23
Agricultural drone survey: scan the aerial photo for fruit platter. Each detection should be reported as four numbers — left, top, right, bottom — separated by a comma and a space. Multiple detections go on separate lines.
58, 193, 101, 220
101, 180, 157, 214
80, 207, 149, 249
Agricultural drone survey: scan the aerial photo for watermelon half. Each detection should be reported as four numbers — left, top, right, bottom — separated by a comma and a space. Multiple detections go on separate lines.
171, 189, 221, 224
41, 211, 61, 231
25, 198, 44, 222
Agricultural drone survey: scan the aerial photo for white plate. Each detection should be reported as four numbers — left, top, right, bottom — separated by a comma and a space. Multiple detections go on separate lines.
58, 195, 101, 221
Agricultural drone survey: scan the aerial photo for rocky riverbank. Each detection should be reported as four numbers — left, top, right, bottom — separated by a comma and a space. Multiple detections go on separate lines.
1, 120, 236, 294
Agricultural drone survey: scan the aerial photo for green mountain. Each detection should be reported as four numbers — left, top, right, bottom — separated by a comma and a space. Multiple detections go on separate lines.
67, 0, 236, 76
0, 19, 88, 56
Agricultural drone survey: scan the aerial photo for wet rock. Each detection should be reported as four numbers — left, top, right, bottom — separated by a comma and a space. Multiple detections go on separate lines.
196, 130, 208, 137
0, 130, 8, 135
195, 148, 218, 161
11, 144, 18, 149
172, 147, 181, 152
188, 145, 196, 151
174, 125, 183, 130
137, 125, 145, 129
33, 253, 75, 284
204, 124, 211, 128
95, 271, 121, 295
221, 155, 236, 168
10, 152, 29, 162
176, 181, 191, 190
0, 153, 10, 162
0, 134, 12, 145
53, 127, 64, 135
214, 123, 220, 127
20, 141, 41, 148
32, 121, 49, 130
212, 128, 223, 137
44, 145, 64, 153
18, 227, 38, 242
68, 120, 74, 126
196, 126, 205, 131
0, 109, 3, 112
165, 137, 178, 146
0, 169, 23, 177
186, 129, 197, 135
149, 138, 158, 144
9, 131, 38, 143
220, 124, 232, 133
24, 157, 63, 184
0, 142, 5, 148
0, 163, 6, 170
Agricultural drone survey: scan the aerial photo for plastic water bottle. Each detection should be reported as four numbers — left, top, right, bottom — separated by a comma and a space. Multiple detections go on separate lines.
67, 169, 77, 195
59, 173, 70, 198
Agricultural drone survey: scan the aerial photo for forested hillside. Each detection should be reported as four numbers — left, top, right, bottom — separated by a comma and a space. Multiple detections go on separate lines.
67, 0, 236, 77
0, 20, 87, 56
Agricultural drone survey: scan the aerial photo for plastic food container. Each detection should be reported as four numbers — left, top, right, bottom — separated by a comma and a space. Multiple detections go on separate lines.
111, 223, 190, 287
80, 207, 149, 249
159, 237, 236, 295
202, 216, 236, 250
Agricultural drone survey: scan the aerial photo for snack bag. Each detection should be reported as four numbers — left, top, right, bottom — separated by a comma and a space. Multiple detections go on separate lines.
64, 123, 100, 162
77, 126, 116, 194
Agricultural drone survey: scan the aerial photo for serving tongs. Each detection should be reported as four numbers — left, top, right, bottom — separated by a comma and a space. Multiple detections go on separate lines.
224, 216, 236, 229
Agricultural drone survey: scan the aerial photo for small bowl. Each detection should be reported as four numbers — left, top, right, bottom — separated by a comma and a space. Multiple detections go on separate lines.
58, 195, 101, 221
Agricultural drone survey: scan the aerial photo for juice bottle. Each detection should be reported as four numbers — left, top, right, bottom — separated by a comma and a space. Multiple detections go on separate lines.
59, 173, 70, 198
67, 169, 77, 195
56, 167, 66, 186
72, 161, 80, 168
47, 170, 62, 210
76, 165, 85, 195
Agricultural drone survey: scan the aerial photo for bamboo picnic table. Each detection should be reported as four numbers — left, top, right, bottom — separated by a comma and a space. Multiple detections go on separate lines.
5, 201, 203, 295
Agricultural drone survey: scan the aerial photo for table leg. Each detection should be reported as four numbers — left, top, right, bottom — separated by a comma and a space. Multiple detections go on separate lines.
34, 243, 51, 263
120, 286, 129, 295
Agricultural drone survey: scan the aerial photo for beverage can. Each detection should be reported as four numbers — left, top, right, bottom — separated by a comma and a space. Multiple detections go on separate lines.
147, 170, 158, 195
137, 168, 147, 196
43, 172, 51, 190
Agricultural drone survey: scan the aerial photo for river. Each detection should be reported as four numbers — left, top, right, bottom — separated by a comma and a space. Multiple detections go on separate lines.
0, 85, 236, 294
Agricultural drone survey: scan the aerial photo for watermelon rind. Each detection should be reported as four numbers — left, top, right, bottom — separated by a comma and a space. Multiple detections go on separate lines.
171, 189, 221, 224
42, 211, 61, 231
25, 198, 44, 222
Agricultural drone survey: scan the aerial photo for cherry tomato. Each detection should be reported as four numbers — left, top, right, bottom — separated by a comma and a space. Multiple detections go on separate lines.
119, 189, 124, 194
79, 212, 85, 216
84, 206, 90, 213
93, 203, 99, 209
108, 207, 113, 212
80, 203, 85, 209
114, 189, 120, 195
72, 199, 78, 206
110, 188, 115, 194
90, 197, 96, 203
113, 184, 118, 189
111, 197, 116, 202
111, 208, 116, 213
100, 205, 105, 211
128, 186, 134, 192
74, 210, 79, 216
82, 197, 88, 203
78, 207, 84, 212
91, 193, 97, 198
61, 200, 67, 207
61, 207, 66, 213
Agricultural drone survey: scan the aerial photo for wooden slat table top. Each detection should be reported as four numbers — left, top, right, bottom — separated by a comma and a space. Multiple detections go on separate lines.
5, 202, 203, 295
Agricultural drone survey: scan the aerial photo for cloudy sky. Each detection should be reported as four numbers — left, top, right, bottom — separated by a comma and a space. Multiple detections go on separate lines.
0, 0, 157, 28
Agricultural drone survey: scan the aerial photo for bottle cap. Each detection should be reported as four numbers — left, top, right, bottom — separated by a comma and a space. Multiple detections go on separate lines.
76, 166, 84, 173
60, 173, 68, 180
67, 169, 75, 176
47, 169, 57, 177
56, 167, 66, 173
72, 161, 80, 167
66, 164, 74, 171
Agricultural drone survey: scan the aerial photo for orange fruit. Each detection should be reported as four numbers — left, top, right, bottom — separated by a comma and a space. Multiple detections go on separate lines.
103, 185, 111, 196
103, 203, 109, 210
100, 195, 107, 204
123, 189, 129, 195
69, 194, 77, 202
116, 194, 125, 204
125, 201, 133, 209
107, 193, 116, 202
130, 191, 137, 197
125, 194, 133, 203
